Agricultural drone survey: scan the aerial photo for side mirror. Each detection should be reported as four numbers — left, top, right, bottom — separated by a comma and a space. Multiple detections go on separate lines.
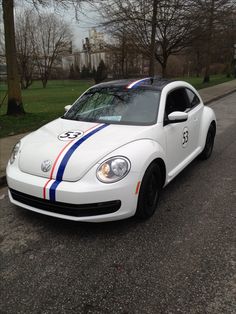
168, 111, 188, 123
64, 105, 72, 113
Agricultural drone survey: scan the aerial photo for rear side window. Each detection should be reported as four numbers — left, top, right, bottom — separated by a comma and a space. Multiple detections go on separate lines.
186, 88, 200, 108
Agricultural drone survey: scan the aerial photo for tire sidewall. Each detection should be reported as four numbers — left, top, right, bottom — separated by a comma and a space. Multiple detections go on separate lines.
200, 124, 215, 160
136, 163, 162, 219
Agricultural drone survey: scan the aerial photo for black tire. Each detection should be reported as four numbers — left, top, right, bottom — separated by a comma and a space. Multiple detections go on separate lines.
135, 163, 162, 219
199, 124, 215, 160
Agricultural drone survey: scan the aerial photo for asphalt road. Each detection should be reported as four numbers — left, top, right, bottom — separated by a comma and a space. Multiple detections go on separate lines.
1, 93, 236, 314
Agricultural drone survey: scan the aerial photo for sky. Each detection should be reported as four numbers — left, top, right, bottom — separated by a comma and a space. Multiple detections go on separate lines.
14, 0, 103, 50
62, 3, 102, 50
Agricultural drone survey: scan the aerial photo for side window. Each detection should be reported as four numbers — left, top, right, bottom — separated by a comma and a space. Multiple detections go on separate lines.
185, 88, 200, 109
165, 88, 190, 116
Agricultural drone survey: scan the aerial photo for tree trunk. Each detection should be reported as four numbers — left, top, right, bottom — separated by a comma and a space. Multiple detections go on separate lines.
121, 31, 126, 78
196, 50, 201, 77
234, 62, 236, 78
149, 0, 158, 77
161, 54, 168, 77
203, 57, 210, 83
162, 63, 167, 78
2, 0, 25, 115
42, 78, 48, 88
203, 37, 211, 83
226, 60, 232, 77
203, 0, 215, 84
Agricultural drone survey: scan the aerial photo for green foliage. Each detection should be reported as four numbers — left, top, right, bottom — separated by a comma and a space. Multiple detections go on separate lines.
69, 64, 81, 79
94, 60, 107, 84
75, 65, 81, 79
69, 64, 76, 79
181, 74, 234, 90
81, 65, 91, 79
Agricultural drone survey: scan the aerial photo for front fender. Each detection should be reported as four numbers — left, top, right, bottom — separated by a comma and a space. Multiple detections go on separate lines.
199, 106, 216, 149
97, 139, 166, 183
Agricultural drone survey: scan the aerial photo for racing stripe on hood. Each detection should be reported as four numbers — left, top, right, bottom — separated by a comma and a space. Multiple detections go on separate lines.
43, 124, 102, 199
48, 123, 109, 202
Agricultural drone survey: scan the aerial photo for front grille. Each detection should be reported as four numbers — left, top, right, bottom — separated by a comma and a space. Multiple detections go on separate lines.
10, 189, 121, 217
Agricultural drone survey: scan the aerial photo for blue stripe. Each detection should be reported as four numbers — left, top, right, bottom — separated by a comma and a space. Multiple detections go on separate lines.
49, 180, 61, 202
49, 124, 109, 202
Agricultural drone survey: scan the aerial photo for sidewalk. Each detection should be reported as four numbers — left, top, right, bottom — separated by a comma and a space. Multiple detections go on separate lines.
1, 79, 236, 185
0, 133, 28, 185
198, 79, 236, 104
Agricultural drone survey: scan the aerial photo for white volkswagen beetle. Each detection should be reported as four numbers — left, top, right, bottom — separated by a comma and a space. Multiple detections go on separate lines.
7, 78, 216, 222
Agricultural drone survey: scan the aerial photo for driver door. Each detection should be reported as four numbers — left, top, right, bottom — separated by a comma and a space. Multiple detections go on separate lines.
163, 88, 192, 181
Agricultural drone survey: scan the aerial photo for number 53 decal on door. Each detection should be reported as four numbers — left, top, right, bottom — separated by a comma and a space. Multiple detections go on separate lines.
182, 127, 189, 148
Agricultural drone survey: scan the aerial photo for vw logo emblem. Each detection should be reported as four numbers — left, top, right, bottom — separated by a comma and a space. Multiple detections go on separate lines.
41, 160, 52, 172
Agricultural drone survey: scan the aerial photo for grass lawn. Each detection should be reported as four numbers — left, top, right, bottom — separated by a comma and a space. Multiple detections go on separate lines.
180, 74, 234, 90
0, 80, 93, 138
0, 75, 234, 138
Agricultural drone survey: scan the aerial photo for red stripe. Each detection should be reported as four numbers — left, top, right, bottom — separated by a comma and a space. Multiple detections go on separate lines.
84, 123, 100, 133
49, 140, 74, 179
43, 179, 51, 199
42, 123, 101, 199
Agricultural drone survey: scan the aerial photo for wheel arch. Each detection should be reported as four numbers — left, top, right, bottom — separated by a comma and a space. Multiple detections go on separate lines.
147, 158, 166, 188
199, 106, 217, 149
210, 120, 216, 136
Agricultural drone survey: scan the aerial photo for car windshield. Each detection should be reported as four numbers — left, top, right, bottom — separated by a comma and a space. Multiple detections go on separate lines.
63, 87, 160, 126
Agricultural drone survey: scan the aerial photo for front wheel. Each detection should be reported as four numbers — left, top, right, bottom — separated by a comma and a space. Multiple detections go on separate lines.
199, 124, 216, 160
135, 163, 162, 219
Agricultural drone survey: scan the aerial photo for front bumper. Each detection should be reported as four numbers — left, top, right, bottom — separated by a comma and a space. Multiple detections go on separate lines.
7, 162, 140, 222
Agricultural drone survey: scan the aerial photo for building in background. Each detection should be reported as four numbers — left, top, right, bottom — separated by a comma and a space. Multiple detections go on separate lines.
80, 28, 107, 70
62, 28, 107, 72
61, 28, 149, 78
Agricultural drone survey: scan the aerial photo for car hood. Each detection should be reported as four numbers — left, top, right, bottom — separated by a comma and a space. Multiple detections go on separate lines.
19, 118, 154, 182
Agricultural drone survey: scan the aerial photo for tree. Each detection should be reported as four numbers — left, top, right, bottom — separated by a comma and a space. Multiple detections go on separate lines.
104, 29, 140, 78
2, 0, 91, 115
2, 0, 25, 115
222, 10, 236, 77
75, 65, 81, 78
15, 10, 36, 89
154, 0, 194, 77
191, 0, 235, 83
100, 0, 194, 77
81, 65, 90, 78
149, 0, 158, 76
94, 60, 107, 83
31, 13, 72, 88
69, 64, 76, 79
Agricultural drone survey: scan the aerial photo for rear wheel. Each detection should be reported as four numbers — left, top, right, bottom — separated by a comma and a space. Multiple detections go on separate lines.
199, 124, 215, 160
135, 163, 162, 219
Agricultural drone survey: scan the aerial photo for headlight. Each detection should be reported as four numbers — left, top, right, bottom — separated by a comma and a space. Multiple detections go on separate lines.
97, 157, 131, 183
10, 142, 21, 164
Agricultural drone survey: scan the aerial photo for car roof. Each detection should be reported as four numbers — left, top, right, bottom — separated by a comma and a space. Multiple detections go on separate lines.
92, 77, 174, 91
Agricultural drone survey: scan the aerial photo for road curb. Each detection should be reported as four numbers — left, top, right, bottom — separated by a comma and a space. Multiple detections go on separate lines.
203, 88, 236, 105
